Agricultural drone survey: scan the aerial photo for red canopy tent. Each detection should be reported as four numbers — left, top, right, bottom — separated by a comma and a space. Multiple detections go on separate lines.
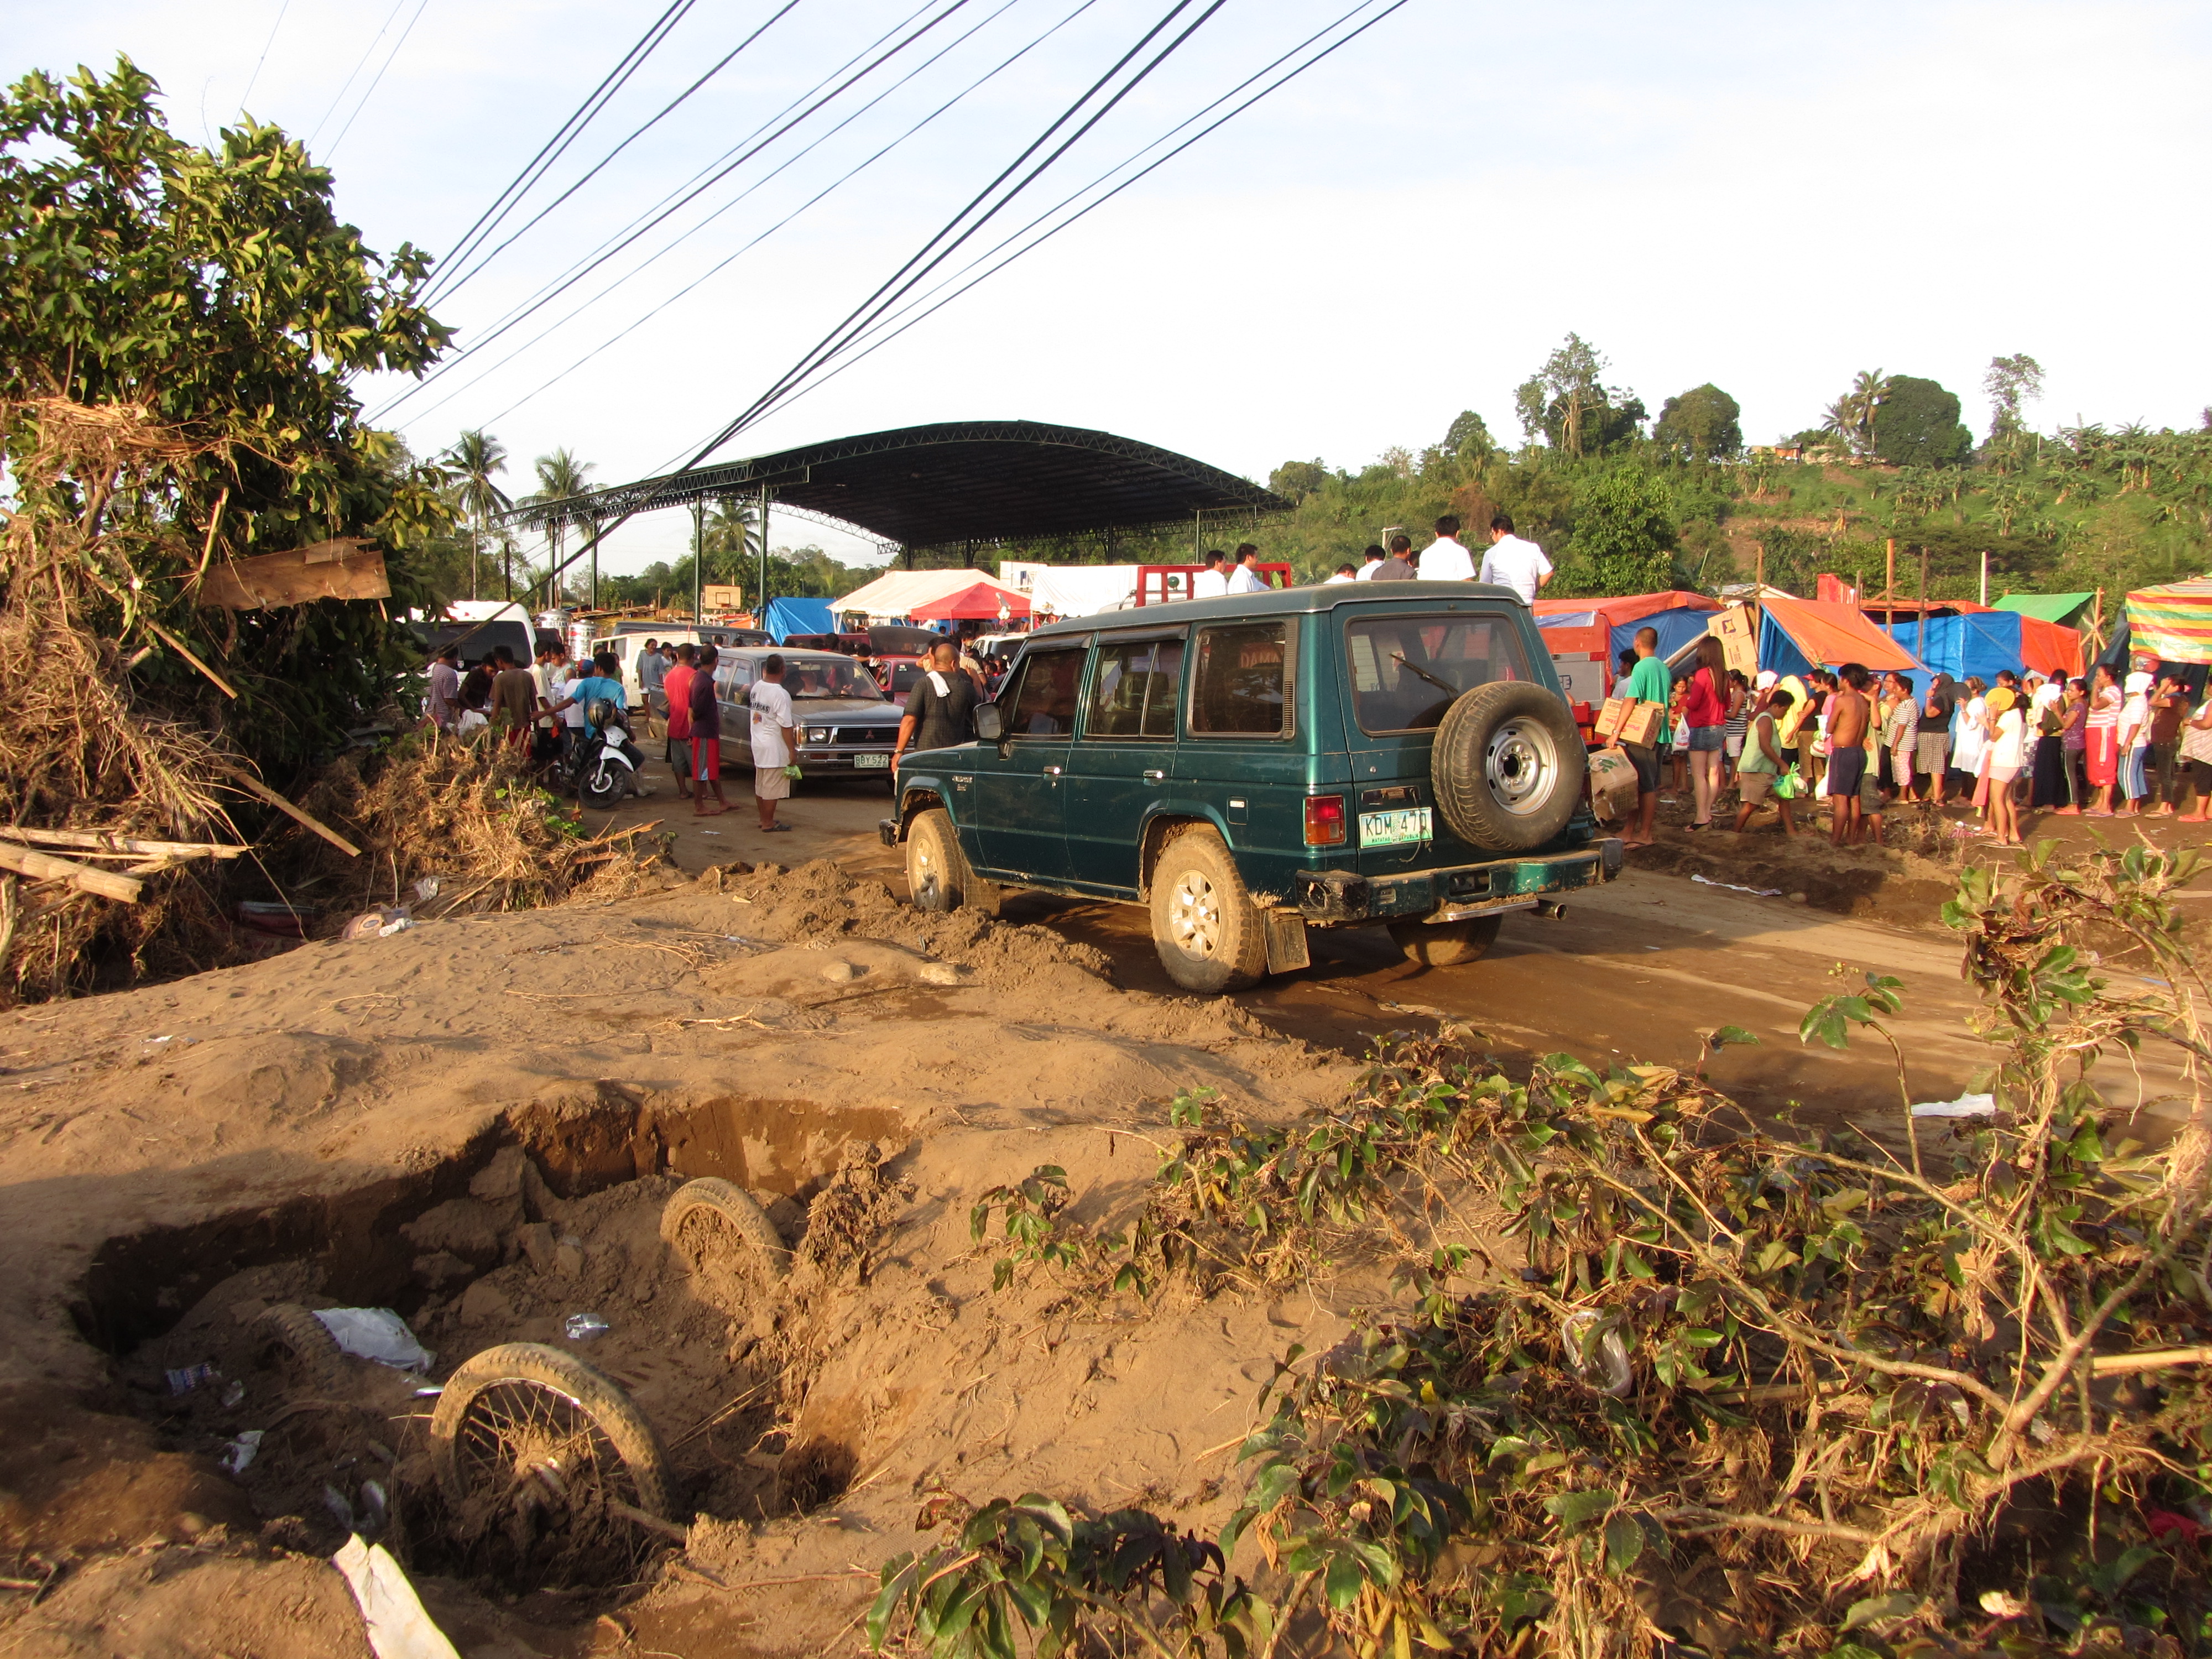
908, 582, 1032, 622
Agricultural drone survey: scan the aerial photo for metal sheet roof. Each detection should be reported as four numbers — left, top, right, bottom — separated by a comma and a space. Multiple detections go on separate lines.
520, 420, 1288, 551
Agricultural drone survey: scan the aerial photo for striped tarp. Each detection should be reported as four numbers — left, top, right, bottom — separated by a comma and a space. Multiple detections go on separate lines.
2126, 578, 2212, 664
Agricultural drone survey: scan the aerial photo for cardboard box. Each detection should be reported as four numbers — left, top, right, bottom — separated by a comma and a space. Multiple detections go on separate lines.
1596, 696, 1662, 747
1711, 605, 1759, 678
1587, 747, 1640, 822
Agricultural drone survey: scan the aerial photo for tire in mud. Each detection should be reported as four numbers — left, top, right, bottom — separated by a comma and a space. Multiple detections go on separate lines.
254, 1302, 346, 1392
904, 805, 1000, 919
1148, 826, 1268, 994
430, 1342, 674, 1527
661, 1177, 792, 1296
1431, 680, 1584, 852
1388, 914, 1503, 967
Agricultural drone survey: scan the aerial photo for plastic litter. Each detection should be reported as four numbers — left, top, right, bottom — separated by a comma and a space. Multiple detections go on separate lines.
324, 1483, 356, 1529
221, 1379, 246, 1408
1911, 1093, 1998, 1118
331, 1535, 462, 1659
166, 1361, 218, 1395
1561, 1308, 1633, 1396
312, 1308, 435, 1373
412, 877, 441, 902
360, 1479, 389, 1532
342, 906, 415, 941
1692, 873, 1783, 898
220, 1429, 264, 1475
564, 1312, 611, 1342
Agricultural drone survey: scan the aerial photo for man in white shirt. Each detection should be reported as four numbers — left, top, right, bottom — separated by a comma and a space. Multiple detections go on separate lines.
749, 653, 797, 832
1352, 545, 1385, 581
1226, 545, 1269, 594
1417, 514, 1477, 582
1322, 562, 1358, 585
1478, 512, 1554, 604
1190, 550, 1229, 599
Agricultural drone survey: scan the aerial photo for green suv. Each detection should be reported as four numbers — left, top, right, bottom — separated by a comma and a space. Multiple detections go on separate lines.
879, 582, 1620, 992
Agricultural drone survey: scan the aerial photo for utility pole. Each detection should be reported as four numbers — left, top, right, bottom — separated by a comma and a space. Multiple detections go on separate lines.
1916, 544, 1930, 664
1979, 549, 1989, 607
691, 497, 704, 623
758, 483, 770, 626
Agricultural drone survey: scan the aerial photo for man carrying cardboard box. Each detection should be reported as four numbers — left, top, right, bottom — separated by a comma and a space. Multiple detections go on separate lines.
1614, 625, 1672, 849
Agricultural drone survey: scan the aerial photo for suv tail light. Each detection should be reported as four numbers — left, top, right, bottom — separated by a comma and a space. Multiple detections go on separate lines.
1304, 794, 1347, 846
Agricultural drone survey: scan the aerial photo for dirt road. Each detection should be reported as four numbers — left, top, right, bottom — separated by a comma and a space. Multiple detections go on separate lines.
601, 757, 2193, 1139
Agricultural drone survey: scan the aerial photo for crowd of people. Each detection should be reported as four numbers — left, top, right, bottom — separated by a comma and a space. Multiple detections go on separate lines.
1605, 627, 2212, 851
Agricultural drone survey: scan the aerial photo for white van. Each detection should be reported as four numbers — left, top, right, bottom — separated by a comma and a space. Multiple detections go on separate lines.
593, 627, 772, 718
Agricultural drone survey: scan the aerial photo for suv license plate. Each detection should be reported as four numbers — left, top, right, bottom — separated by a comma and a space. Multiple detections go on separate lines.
1360, 807, 1431, 847
854, 752, 890, 769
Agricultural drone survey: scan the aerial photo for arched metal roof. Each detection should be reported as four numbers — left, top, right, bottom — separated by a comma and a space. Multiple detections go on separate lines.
526, 420, 1288, 552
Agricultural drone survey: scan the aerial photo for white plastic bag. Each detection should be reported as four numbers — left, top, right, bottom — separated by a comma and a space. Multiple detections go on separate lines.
331, 1535, 460, 1659
312, 1308, 435, 1373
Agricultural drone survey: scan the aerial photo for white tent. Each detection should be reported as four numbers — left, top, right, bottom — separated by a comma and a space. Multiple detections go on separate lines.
834, 568, 1025, 622
999, 561, 1146, 618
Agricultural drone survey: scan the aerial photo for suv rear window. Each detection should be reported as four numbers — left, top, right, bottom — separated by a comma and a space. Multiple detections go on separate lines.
1190, 622, 1292, 737
1347, 614, 1530, 734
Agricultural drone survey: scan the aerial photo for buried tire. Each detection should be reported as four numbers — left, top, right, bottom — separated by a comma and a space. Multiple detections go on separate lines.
660, 1177, 791, 1287
1149, 826, 1268, 994
254, 1302, 346, 1392
1432, 681, 1585, 852
429, 1343, 674, 1543
1388, 913, 1503, 967
904, 806, 1000, 919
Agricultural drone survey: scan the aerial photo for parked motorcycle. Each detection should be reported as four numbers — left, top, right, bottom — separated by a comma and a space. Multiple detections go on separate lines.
571, 699, 644, 808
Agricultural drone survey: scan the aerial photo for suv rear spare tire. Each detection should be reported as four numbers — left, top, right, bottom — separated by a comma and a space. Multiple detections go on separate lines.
1431, 681, 1585, 852
1149, 826, 1268, 993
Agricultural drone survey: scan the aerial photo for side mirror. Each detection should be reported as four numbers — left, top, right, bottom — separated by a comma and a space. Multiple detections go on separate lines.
974, 702, 1004, 742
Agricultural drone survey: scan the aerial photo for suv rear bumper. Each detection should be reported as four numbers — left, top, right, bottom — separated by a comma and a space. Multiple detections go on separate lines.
1294, 839, 1623, 925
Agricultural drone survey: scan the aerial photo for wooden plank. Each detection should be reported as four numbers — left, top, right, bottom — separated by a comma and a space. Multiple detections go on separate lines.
0, 828, 248, 858
197, 540, 389, 611
0, 842, 143, 903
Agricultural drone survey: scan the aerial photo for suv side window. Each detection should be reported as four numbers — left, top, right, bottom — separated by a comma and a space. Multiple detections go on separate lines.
1347, 614, 1531, 734
1188, 621, 1292, 737
1001, 645, 1087, 737
1084, 637, 1185, 738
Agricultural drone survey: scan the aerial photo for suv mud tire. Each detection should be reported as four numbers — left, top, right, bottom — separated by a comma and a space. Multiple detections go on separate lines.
1388, 914, 1502, 967
1149, 826, 1269, 994
1432, 681, 1585, 852
905, 806, 1001, 920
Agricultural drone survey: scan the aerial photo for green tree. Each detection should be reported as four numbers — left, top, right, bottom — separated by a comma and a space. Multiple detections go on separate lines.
1872, 375, 1974, 468
1516, 333, 1642, 457
1983, 352, 2044, 441
1822, 368, 1890, 458
520, 448, 593, 608
0, 56, 452, 768
1442, 410, 1494, 461
1267, 458, 1328, 499
1651, 384, 1743, 461
441, 428, 510, 600
1557, 466, 1677, 594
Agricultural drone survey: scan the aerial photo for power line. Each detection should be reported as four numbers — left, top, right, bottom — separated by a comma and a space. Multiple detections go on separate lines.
429, 0, 804, 304
690, 0, 1225, 464
401, 0, 1093, 436
239, 0, 291, 112
805, 0, 1406, 404
306, 0, 410, 149
324, 0, 435, 161
372, 0, 973, 422
426, 0, 697, 300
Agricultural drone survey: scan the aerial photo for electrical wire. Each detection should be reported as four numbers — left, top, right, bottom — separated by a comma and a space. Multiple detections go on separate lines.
238, 0, 291, 112
688, 0, 1225, 467
426, 0, 696, 301
306, 0, 410, 148
795, 0, 1406, 410
371, 0, 973, 421
429, 0, 804, 304
399, 0, 1096, 436
324, 0, 435, 161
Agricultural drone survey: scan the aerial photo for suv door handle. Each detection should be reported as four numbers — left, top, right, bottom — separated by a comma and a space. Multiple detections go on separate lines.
1142, 769, 1166, 781
1043, 765, 1064, 776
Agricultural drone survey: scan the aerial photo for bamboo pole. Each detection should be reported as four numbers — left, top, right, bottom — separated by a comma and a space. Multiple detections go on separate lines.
217, 766, 362, 858
0, 842, 143, 903
0, 828, 248, 858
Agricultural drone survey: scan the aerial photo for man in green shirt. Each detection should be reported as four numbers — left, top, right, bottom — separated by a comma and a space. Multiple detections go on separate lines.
1617, 625, 1672, 848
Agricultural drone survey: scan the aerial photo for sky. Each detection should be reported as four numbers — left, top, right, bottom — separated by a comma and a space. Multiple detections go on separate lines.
15, 1, 2212, 573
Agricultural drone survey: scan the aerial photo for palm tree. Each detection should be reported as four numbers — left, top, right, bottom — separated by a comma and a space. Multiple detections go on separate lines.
700, 498, 762, 592
441, 429, 510, 599
523, 448, 594, 611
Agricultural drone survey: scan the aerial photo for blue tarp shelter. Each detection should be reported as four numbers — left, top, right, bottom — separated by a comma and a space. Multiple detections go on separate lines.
759, 597, 835, 642
1876, 613, 2081, 683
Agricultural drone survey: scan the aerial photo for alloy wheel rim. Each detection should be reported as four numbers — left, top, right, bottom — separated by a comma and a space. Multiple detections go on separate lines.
1168, 870, 1222, 958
